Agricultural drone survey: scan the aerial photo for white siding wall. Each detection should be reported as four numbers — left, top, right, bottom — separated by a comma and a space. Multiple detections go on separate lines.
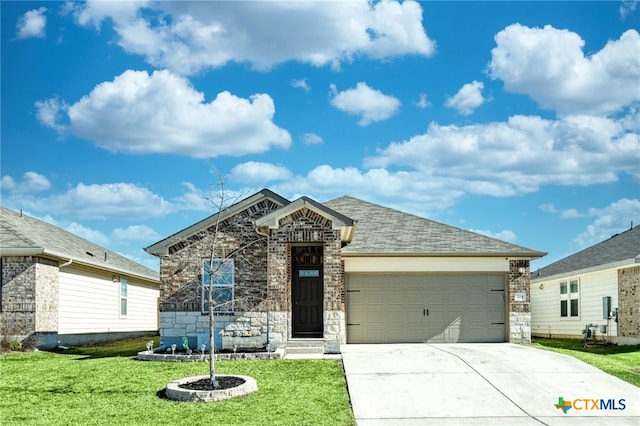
531, 268, 618, 341
58, 265, 158, 334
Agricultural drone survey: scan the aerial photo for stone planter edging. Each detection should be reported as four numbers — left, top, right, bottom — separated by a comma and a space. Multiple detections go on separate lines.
166, 374, 258, 402
137, 349, 283, 362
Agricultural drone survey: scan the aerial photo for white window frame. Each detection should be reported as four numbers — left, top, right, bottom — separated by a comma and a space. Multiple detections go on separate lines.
202, 258, 234, 313
560, 279, 579, 318
120, 278, 128, 317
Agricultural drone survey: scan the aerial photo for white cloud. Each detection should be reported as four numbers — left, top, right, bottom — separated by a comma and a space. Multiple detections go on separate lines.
416, 93, 430, 109
65, 222, 110, 247
16, 7, 47, 39
539, 203, 584, 219
71, 0, 435, 74
445, 81, 486, 115
291, 79, 310, 92
559, 209, 584, 219
489, 24, 640, 116
302, 133, 324, 145
35, 98, 67, 131
365, 113, 640, 197
330, 82, 401, 126
0, 171, 51, 193
572, 198, 640, 249
171, 182, 211, 212
539, 203, 557, 214
112, 225, 160, 243
273, 165, 465, 217
620, 0, 639, 20
11, 182, 174, 220
36, 69, 291, 158
470, 229, 517, 242
228, 162, 292, 184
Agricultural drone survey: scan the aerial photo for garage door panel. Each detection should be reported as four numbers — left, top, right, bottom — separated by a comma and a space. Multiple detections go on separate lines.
347, 274, 506, 344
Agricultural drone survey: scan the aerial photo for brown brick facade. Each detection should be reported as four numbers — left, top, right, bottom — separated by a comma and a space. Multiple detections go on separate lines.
266, 207, 344, 350
157, 202, 347, 351
618, 265, 640, 344
158, 199, 277, 313
0, 256, 59, 342
266, 208, 343, 313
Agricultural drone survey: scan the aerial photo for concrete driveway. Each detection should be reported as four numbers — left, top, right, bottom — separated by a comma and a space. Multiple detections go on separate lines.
341, 343, 639, 425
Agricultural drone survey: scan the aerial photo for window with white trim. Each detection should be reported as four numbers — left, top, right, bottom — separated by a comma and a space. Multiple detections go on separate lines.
202, 258, 234, 313
560, 279, 579, 318
120, 278, 128, 316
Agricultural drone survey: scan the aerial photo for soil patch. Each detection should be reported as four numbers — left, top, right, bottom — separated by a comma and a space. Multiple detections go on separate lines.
179, 376, 246, 391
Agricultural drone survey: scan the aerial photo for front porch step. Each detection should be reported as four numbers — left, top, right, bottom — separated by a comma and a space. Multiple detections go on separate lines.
285, 340, 324, 355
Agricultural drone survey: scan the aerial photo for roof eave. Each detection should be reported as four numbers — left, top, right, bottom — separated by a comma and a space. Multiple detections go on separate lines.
341, 251, 547, 259
256, 197, 356, 242
1, 247, 159, 284
531, 257, 639, 282
146, 189, 290, 256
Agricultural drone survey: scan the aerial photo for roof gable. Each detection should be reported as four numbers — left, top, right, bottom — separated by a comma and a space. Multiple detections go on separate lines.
0, 206, 158, 282
145, 188, 290, 255
256, 196, 355, 242
323, 196, 545, 258
533, 225, 640, 279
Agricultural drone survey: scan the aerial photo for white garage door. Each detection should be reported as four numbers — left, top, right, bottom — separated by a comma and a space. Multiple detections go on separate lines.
346, 274, 506, 343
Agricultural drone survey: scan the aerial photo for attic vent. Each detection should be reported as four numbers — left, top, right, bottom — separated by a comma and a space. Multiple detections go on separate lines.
86, 251, 94, 257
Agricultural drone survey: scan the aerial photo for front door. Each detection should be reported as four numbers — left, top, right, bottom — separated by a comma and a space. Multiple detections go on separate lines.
292, 246, 323, 337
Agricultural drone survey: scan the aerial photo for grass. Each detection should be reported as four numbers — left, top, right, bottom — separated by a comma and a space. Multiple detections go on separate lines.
531, 337, 640, 387
0, 337, 355, 426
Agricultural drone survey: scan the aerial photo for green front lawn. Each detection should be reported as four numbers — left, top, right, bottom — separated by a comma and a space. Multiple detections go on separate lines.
531, 337, 640, 387
0, 338, 355, 426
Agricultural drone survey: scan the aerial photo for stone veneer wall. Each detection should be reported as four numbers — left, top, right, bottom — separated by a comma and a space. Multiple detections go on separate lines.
618, 265, 640, 345
0, 256, 59, 343
266, 207, 345, 352
508, 260, 531, 343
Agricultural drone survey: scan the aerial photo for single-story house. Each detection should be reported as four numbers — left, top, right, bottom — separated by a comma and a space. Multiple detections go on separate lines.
146, 189, 545, 353
531, 225, 640, 345
0, 206, 160, 348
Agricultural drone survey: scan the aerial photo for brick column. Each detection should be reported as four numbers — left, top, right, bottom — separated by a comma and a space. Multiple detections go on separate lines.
508, 260, 531, 343
618, 266, 640, 345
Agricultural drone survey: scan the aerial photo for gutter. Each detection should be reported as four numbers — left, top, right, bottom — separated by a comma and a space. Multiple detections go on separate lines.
0, 247, 45, 256
340, 251, 547, 260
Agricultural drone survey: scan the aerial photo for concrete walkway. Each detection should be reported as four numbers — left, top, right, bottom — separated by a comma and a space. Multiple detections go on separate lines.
341, 343, 640, 425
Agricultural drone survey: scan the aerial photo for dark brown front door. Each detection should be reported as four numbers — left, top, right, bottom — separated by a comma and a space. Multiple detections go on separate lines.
292, 246, 323, 337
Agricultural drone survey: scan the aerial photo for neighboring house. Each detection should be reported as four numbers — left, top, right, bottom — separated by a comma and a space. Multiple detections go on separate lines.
146, 189, 545, 353
0, 206, 160, 348
531, 225, 640, 345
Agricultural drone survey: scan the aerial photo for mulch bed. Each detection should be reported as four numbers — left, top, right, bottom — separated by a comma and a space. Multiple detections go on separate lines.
178, 376, 246, 391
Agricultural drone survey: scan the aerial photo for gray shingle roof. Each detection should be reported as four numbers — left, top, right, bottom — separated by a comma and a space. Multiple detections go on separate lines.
145, 189, 289, 255
0, 206, 159, 282
532, 225, 640, 279
323, 196, 545, 257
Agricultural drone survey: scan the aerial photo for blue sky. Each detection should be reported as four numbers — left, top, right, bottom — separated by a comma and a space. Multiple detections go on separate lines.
2, 1, 639, 272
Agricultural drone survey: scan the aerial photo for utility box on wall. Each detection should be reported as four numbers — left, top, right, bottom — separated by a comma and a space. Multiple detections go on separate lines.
602, 296, 612, 320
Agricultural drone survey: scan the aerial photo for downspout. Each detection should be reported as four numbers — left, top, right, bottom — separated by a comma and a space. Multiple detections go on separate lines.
58, 258, 73, 268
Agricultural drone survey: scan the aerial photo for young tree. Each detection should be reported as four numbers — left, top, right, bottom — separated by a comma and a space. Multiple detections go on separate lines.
201, 172, 269, 387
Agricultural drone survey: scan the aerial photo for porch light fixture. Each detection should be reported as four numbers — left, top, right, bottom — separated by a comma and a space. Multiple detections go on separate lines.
518, 266, 526, 275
